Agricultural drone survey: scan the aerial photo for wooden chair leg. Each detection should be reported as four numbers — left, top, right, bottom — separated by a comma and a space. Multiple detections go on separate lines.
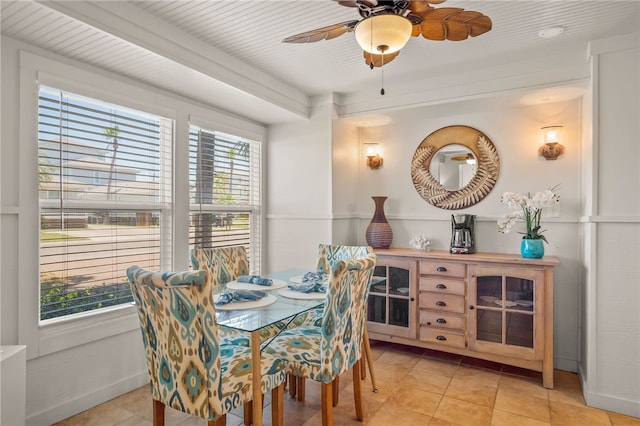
288, 373, 297, 398
152, 399, 165, 426
360, 342, 367, 380
271, 383, 284, 426
208, 414, 226, 426
296, 376, 306, 401
321, 382, 333, 426
243, 394, 267, 426
332, 376, 339, 407
363, 327, 378, 392
352, 359, 363, 421
243, 403, 252, 425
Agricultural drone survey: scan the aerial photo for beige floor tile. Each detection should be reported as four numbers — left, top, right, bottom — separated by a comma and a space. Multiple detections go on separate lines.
491, 409, 551, 426
429, 418, 464, 426
453, 366, 501, 387
367, 404, 432, 426
405, 367, 452, 394
82, 402, 137, 426
494, 386, 551, 422
55, 345, 634, 426
445, 376, 497, 407
499, 375, 549, 400
550, 400, 612, 426
375, 350, 420, 369
388, 386, 443, 416
608, 411, 640, 425
412, 357, 460, 378
433, 396, 493, 426
116, 414, 154, 426
548, 371, 585, 407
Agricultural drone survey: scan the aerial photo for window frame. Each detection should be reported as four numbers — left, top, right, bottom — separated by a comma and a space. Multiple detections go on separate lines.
37, 85, 175, 322
17, 51, 266, 359
188, 123, 263, 272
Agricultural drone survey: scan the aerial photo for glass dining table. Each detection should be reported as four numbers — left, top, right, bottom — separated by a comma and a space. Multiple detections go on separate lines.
214, 268, 325, 426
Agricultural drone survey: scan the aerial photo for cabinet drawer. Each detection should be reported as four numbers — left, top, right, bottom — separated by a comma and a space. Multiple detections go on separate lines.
419, 293, 465, 314
419, 311, 464, 331
420, 327, 465, 348
419, 277, 465, 295
420, 261, 466, 278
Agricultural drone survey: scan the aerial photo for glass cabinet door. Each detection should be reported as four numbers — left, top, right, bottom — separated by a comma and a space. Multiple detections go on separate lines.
470, 266, 542, 359
367, 258, 417, 339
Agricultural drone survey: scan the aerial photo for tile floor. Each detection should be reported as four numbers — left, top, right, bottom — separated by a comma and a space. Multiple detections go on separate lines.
55, 341, 640, 426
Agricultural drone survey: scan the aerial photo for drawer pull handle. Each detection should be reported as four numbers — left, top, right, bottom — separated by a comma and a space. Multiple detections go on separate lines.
435, 301, 446, 307
436, 335, 447, 341
436, 266, 448, 272
436, 318, 447, 324
436, 284, 447, 289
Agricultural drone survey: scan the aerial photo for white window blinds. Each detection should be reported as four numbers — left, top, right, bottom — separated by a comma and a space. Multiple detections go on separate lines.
188, 126, 262, 271
38, 86, 173, 321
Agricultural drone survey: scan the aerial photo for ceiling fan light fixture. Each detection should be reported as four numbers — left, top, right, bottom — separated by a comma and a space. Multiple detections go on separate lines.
355, 14, 413, 54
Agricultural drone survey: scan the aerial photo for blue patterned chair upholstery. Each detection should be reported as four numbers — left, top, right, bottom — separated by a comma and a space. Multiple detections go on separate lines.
288, 244, 377, 401
300, 244, 373, 328
263, 254, 376, 425
127, 265, 286, 426
190, 246, 249, 294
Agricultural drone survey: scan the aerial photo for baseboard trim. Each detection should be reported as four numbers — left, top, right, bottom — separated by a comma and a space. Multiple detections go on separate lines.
26, 371, 148, 425
578, 364, 640, 418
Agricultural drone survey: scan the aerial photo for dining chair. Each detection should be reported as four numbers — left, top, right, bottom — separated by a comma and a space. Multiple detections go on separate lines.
190, 246, 295, 345
127, 265, 286, 426
263, 254, 376, 426
289, 244, 378, 401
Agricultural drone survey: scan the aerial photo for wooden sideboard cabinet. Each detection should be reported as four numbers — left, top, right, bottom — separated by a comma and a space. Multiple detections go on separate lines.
369, 248, 559, 388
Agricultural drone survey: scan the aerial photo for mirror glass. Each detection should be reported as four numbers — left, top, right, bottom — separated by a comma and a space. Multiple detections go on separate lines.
428, 144, 477, 191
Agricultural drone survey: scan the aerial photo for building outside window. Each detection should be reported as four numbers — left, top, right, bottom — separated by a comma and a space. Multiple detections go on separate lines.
188, 126, 262, 271
38, 86, 173, 321
36, 87, 263, 322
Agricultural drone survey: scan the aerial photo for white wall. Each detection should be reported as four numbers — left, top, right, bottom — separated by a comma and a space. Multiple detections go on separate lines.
580, 35, 640, 417
265, 99, 336, 273
334, 94, 583, 372
0, 36, 267, 425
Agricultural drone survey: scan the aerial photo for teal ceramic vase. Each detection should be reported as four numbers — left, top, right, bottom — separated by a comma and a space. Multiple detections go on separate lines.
521, 239, 544, 258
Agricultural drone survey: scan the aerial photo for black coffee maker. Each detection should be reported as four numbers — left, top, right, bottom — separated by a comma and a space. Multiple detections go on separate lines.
450, 214, 476, 254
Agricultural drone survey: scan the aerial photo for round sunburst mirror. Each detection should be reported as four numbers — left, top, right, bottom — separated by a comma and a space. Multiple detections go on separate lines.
411, 125, 500, 210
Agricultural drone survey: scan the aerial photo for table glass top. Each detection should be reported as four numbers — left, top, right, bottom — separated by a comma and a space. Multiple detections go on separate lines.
215, 268, 324, 333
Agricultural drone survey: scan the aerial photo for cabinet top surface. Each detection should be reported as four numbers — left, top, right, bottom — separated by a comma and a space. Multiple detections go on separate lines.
374, 248, 560, 267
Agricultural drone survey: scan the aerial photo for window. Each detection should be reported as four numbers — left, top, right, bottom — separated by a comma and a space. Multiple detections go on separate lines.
38, 86, 173, 321
188, 126, 262, 270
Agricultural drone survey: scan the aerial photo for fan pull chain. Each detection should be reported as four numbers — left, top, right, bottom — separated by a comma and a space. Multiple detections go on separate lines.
378, 45, 388, 96
380, 56, 385, 95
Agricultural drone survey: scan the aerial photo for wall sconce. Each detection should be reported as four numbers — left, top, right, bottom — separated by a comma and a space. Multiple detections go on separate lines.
539, 126, 565, 160
364, 143, 383, 170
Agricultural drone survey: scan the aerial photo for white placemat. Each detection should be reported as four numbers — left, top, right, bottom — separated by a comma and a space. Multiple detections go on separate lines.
226, 278, 288, 291
289, 274, 328, 285
278, 288, 326, 300
213, 294, 277, 311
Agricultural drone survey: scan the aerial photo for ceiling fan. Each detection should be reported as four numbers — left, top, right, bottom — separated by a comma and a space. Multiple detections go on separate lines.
283, 0, 492, 69
451, 152, 476, 162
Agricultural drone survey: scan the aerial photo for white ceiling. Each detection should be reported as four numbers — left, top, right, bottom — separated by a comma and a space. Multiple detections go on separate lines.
1, 1, 639, 124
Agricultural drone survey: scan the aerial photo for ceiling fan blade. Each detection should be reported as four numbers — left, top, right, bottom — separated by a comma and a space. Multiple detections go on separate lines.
363, 49, 400, 68
332, 0, 378, 8
334, 0, 357, 6
419, 8, 492, 41
408, 1, 435, 14
282, 21, 358, 43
